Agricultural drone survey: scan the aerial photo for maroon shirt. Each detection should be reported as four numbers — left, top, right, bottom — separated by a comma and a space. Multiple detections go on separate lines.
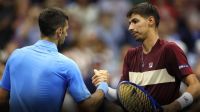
121, 39, 193, 105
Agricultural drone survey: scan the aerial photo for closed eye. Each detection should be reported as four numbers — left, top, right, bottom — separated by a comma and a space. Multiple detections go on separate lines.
129, 18, 139, 25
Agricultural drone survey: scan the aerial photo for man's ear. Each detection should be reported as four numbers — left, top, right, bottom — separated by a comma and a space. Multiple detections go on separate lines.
55, 27, 63, 38
148, 16, 155, 27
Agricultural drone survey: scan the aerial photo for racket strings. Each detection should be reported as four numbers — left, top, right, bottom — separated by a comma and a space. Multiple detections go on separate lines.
118, 84, 155, 112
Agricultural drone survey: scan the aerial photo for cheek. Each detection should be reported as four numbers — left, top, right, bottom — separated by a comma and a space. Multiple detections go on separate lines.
61, 31, 66, 38
138, 22, 147, 32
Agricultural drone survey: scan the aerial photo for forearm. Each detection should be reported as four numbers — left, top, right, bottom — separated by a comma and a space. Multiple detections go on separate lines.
184, 75, 200, 99
78, 89, 104, 112
105, 87, 117, 101
171, 74, 200, 110
163, 75, 200, 111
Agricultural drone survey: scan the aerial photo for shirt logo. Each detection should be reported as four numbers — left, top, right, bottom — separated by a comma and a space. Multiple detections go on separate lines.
149, 62, 153, 68
179, 64, 189, 69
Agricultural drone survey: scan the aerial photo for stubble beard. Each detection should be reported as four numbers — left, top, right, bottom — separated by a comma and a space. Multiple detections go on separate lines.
58, 36, 65, 45
134, 36, 144, 42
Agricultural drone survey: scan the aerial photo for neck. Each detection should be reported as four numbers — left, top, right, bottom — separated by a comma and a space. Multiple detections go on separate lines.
41, 35, 58, 45
142, 29, 159, 54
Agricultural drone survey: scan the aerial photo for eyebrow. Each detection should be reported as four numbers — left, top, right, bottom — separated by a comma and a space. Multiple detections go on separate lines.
131, 18, 138, 21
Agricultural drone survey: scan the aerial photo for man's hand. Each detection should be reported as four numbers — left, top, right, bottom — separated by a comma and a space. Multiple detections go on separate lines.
92, 69, 109, 86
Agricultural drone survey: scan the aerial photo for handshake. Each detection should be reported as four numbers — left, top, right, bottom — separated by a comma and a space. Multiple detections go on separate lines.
92, 69, 117, 101
92, 69, 109, 94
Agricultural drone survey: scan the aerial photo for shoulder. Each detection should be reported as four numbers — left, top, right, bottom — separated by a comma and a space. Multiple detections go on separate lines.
159, 39, 180, 49
57, 53, 74, 63
159, 40, 186, 60
125, 46, 141, 57
127, 46, 141, 54
11, 45, 33, 56
6, 46, 33, 64
7, 48, 22, 61
158, 39, 184, 54
57, 53, 82, 78
11, 45, 33, 55
57, 53, 78, 68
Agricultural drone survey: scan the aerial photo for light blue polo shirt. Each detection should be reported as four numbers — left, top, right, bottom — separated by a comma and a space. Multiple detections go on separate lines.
1, 40, 91, 112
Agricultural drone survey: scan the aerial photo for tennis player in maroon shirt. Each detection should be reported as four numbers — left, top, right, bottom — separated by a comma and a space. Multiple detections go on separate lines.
92, 2, 200, 112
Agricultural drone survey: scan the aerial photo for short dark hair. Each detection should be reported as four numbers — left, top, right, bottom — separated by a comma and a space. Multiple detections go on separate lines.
127, 2, 160, 27
38, 7, 68, 36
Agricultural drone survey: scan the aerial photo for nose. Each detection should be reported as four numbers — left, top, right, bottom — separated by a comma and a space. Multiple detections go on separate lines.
128, 23, 135, 31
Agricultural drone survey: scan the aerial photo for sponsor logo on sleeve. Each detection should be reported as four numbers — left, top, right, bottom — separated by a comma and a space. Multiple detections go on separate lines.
179, 64, 189, 69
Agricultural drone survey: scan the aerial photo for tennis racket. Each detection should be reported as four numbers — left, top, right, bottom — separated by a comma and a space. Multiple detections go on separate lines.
117, 81, 163, 112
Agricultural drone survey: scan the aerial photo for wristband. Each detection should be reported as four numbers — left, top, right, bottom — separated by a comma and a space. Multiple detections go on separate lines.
176, 92, 193, 109
97, 82, 108, 94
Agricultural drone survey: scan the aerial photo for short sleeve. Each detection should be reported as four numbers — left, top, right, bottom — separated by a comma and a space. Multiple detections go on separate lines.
67, 62, 91, 102
165, 43, 193, 80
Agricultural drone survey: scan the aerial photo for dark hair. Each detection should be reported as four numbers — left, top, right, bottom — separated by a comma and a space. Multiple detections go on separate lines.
38, 7, 68, 36
127, 2, 160, 27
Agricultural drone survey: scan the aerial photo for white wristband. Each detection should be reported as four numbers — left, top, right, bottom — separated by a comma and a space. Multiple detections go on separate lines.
105, 87, 117, 101
176, 92, 193, 109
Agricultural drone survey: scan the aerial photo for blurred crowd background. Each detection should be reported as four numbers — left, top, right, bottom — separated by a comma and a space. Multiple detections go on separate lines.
0, 0, 200, 111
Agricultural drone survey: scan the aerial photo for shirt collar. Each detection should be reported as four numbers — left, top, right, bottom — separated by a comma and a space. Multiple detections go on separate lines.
34, 40, 58, 52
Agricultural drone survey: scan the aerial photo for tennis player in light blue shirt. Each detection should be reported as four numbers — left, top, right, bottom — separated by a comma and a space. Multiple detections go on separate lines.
0, 8, 108, 112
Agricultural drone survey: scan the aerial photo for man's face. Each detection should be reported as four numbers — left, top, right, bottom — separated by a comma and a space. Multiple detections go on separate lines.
128, 14, 149, 42
58, 20, 69, 45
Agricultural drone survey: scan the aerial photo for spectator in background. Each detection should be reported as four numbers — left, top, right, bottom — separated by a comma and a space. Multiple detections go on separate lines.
15, 5, 41, 47
0, 0, 16, 50
66, 0, 99, 28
